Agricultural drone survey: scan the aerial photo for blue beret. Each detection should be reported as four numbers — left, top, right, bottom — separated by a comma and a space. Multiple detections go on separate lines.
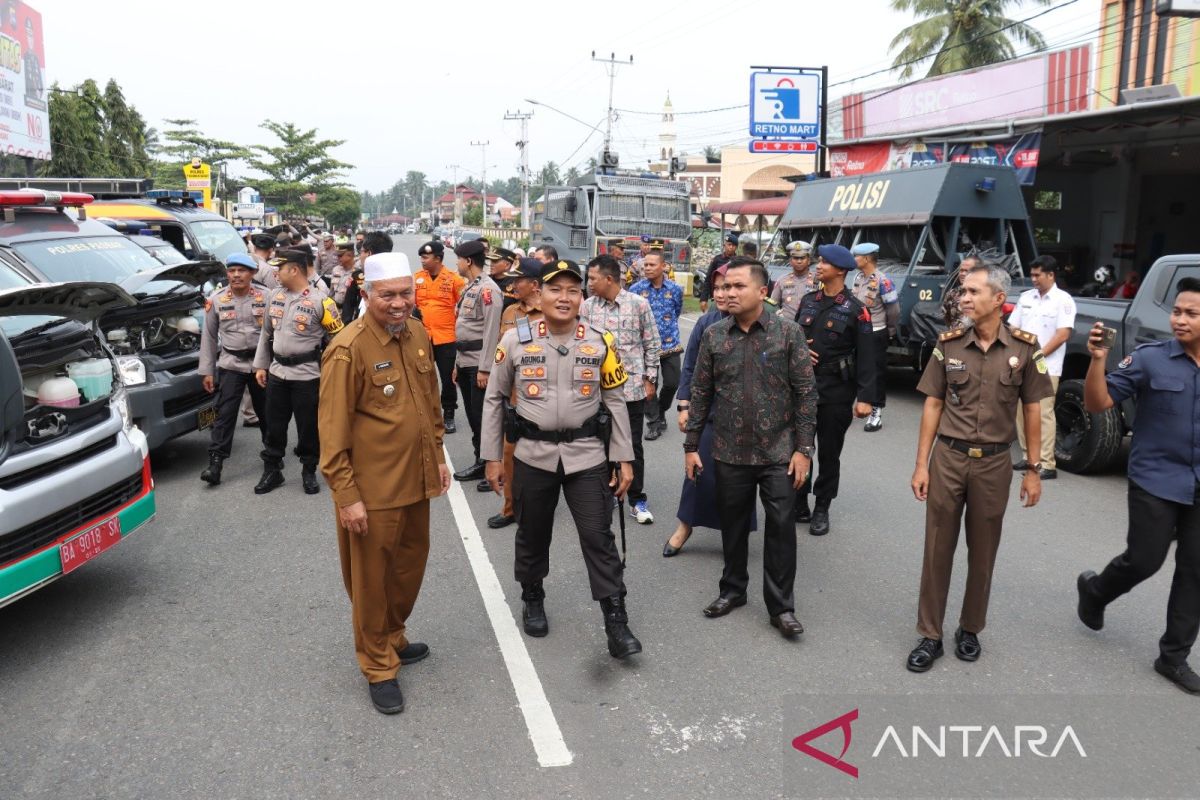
817, 244, 855, 270
225, 253, 257, 270
851, 242, 880, 256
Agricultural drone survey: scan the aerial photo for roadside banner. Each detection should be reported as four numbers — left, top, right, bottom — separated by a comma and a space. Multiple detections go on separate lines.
0, 1, 49, 160
182, 159, 212, 209
830, 132, 1041, 186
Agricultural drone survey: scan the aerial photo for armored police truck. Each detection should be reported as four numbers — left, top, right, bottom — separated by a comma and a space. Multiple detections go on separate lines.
772, 162, 1037, 370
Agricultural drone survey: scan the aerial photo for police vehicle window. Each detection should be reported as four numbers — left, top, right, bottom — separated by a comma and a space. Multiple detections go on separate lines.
189, 220, 245, 261
1164, 265, 1200, 307
150, 244, 189, 266
0, 261, 28, 290
14, 236, 161, 283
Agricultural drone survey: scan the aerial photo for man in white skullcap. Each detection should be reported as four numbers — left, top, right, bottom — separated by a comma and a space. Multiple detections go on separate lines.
318, 251, 451, 716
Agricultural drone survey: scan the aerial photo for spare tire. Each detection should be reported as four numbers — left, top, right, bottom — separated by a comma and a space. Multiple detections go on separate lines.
1054, 378, 1125, 474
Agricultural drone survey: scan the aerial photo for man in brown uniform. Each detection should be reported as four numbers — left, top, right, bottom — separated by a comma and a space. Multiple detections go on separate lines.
487, 257, 544, 530
319, 252, 451, 715
907, 263, 1053, 672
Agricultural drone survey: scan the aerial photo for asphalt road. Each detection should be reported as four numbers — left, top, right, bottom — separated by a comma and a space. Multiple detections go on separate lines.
0, 235, 1190, 799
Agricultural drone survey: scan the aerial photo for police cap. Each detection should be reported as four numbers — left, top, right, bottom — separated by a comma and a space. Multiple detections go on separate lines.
786, 240, 813, 256
505, 257, 544, 281
486, 247, 516, 263
607, 238, 625, 250
817, 244, 856, 270
271, 248, 309, 268
454, 239, 488, 259
851, 242, 880, 256
647, 238, 666, 251
724, 232, 740, 245
541, 260, 584, 284
418, 240, 445, 257
225, 253, 257, 271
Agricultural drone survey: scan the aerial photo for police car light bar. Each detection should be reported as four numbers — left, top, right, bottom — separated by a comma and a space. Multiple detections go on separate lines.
145, 189, 203, 204
0, 190, 94, 222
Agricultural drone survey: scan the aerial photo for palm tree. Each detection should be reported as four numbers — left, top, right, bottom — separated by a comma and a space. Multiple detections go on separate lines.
889, 0, 1049, 79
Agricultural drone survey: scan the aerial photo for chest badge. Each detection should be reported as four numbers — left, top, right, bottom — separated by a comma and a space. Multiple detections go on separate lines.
526, 383, 542, 397
417, 349, 425, 357
1008, 356, 1020, 368
383, 384, 395, 397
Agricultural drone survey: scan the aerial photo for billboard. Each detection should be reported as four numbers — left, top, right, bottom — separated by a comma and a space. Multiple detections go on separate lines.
830, 133, 1042, 186
0, 1, 48, 160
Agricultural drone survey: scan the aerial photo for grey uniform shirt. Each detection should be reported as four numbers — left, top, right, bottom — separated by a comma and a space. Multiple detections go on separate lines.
199, 285, 268, 375
253, 255, 280, 289
454, 273, 504, 370
481, 321, 634, 473
253, 284, 343, 381
770, 271, 816, 318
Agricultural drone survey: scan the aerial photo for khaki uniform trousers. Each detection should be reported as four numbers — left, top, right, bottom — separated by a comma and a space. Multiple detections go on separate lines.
917, 441, 1013, 640
502, 438, 517, 518
336, 500, 431, 682
1016, 375, 1059, 468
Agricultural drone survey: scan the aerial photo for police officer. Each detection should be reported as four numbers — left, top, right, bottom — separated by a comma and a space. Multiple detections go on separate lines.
198, 253, 269, 485
250, 232, 279, 289
330, 243, 357, 306
850, 242, 900, 433
253, 249, 345, 495
451, 238, 504, 484
907, 262, 1052, 672
770, 240, 815, 318
794, 244, 876, 535
480, 260, 642, 659
486, 247, 519, 310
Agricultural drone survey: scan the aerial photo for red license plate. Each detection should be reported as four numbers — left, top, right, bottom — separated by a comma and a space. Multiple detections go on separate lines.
59, 516, 122, 575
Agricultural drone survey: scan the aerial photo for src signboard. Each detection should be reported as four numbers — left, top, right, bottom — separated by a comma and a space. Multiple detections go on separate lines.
0, 1, 48, 160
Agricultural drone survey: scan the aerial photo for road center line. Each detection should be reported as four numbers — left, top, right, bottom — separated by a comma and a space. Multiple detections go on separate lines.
442, 449, 573, 768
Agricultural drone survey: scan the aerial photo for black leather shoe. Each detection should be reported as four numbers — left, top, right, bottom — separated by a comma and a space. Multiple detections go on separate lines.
521, 581, 548, 637
795, 504, 811, 523
253, 467, 284, 494
476, 479, 492, 492
1077, 570, 1105, 631
954, 627, 981, 661
644, 425, 661, 441
242, 419, 260, 428
396, 642, 429, 665
443, 415, 456, 434
368, 679, 404, 714
1039, 468, 1058, 480
302, 469, 320, 494
1154, 657, 1200, 694
1012, 460, 1030, 471
770, 611, 805, 638
702, 594, 747, 618
453, 460, 485, 481
487, 513, 515, 529
200, 455, 223, 486
601, 595, 642, 659
809, 508, 830, 536
906, 637, 944, 672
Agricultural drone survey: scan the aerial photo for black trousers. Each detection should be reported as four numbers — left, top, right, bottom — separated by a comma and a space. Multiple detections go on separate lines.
456, 365, 484, 461
798, 402, 854, 509
513, 458, 625, 600
1093, 480, 1200, 666
870, 329, 890, 407
433, 343, 458, 416
261, 374, 320, 470
625, 400, 647, 503
644, 352, 682, 429
208, 367, 266, 459
714, 460, 797, 617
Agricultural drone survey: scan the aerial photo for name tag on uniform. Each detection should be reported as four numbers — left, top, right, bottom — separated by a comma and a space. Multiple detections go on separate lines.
946, 359, 967, 372
374, 360, 392, 371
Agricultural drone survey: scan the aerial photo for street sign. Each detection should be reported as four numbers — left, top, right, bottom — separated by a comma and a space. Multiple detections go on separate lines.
749, 140, 819, 153
749, 71, 821, 140
233, 202, 265, 219
182, 160, 212, 209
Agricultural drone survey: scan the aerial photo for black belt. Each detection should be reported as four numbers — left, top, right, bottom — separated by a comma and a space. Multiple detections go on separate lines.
516, 414, 601, 444
274, 349, 322, 367
222, 346, 257, 360
938, 435, 1009, 458
456, 339, 483, 352
815, 355, 855, 376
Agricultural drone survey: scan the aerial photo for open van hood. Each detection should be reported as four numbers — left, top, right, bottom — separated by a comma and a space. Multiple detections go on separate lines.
118, 259, 226, 294
0, 281, 137, 322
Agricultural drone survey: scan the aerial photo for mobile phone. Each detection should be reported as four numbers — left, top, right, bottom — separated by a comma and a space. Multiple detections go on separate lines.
1098, 325, 1118, 349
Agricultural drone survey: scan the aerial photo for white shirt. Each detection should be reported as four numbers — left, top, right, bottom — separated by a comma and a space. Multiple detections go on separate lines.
1007, 285, 1076, 376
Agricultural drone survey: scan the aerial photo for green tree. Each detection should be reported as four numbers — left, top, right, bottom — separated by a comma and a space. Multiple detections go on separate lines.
703, 145, 722, 164
317, 186, 362, 228
564, 166, 580, 183
155, 118, 250, 191
101, 80, 152, 177
42, 80, 111, 177
889, 0, 1049, 79
463, 203, 483, 226
538, 161, 560, 186
247, 121, 353, 216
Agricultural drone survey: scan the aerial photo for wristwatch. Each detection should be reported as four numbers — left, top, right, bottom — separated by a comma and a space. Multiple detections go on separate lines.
798, 445, 815, 457
676, 404, 689, 412
1026, 462, 1043, 472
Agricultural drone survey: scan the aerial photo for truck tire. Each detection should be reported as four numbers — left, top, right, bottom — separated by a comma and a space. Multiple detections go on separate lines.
1054, 379, 1124, 474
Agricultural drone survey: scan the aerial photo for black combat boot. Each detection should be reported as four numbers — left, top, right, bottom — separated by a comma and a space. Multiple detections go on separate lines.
301, 467, 320, 495
600, 595, 642, 659
521, 581, 548, 637
254, 463, 284, 494
443, 411, 456, 434
200, 454, 224, 486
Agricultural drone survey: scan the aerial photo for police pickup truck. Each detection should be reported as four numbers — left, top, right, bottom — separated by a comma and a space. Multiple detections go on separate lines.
770, 162, 1036, 369
1053, 254, 1198, 474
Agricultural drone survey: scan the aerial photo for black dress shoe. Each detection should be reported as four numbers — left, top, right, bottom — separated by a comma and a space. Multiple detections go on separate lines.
368, 679, 404, 714
1154, 657, 1200, 694
1012, 460, 1030, 471
795, 505, 811, 523
1076, 570, 1105, 631
1038, 468, 1058, 480
443, 415, 456, 434
253, 468, 284, 495
954, 627, 981, 661
770, 611, 804, 638
702, 594, 747, 618
809, 508, 830, 536
242, 419, 260, 428
906, 637, 944, 672
302, 469, 320, 494
397, 642, 429, 665
487, 513, 515, 529
453, 460, 485, 481
476, 479, 493, 492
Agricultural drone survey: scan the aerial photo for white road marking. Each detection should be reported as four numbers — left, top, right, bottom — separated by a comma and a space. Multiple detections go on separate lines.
443, 450, 573, 768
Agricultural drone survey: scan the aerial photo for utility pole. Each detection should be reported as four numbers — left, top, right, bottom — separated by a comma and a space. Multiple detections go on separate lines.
470, 140, 489, 227
505, 109, 533, 228
446, 163, 462, 225
591, 51, 634, 159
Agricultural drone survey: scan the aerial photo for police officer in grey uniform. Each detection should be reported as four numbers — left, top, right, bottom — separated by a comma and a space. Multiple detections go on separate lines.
250, 232, 279, 290
770, 240, 816, 318
253, 249, 345, 495
198, 253, 269, 485
451, 238, 504, 483
481, 260, 642, 659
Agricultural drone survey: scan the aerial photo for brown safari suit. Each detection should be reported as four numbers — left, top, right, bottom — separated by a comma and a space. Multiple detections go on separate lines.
497, 298, 544, 519
915, 324, 1053, 640
318, 312, 445, 682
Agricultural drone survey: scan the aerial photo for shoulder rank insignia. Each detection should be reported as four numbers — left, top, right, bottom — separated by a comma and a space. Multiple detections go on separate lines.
939, 328, 966, 342
536, 320, 547, 338
1009, 327, 1039, 345
575, 324, 586, 340
494, 345, 506, 365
